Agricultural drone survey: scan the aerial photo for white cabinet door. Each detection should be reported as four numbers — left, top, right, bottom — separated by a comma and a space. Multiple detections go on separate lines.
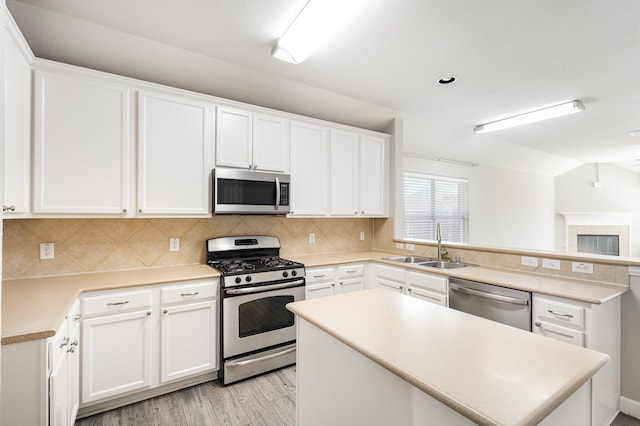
290, 121, 330, 216
359, 135, 388, 216
3, 27, 31, 215
138, 91, 213, 216
160, 300, 217, 383
49, 351, 69, 426
253, 113, 288, 173
215, 107, 252, 169
330, 130, 359, 216
67, 325, 81, 425
81, 310, 152, 403
33, 69, 131, 214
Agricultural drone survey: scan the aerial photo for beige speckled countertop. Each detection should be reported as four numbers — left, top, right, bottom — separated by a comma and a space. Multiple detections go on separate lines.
287, 288, 610, 425
288, 251, 628, 304
2, 264, 220, 345
2, 250, 627, 345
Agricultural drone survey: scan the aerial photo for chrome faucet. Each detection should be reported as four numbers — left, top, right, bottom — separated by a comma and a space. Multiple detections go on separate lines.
436, 223, 448, 260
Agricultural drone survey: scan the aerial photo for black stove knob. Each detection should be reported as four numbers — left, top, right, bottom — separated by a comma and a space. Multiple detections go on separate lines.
245, 276, 252, 282
291, 270, 297, 277
235, 277, 241, 284
282, 271, 289, 278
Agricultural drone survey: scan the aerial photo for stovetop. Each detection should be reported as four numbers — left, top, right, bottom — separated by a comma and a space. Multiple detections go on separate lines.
208, 256, 303, 275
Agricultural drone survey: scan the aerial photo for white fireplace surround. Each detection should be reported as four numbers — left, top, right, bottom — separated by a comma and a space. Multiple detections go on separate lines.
561, 212, 635, 257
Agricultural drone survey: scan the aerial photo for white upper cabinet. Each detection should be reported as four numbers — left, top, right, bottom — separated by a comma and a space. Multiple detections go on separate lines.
3, 16, 32, 215
330, 130, 359, 216
138, 90, 213, 216
330, 131, 389, 217
359, 135, 388, 216
216, 106, 288, 173
290, 121, 330, 216
33, 66, 132, 214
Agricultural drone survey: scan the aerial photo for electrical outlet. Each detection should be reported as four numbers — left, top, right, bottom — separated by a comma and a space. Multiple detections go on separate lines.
170, 238, 180, 252
405, 243, 415, 250
521, 256, 538, 267
309, 233, 315, 244
359, 231, 365, 241
40, 243, 54, 260
542, 258, 561, 270
395, 243, 404, 249
572, 262, 593, 274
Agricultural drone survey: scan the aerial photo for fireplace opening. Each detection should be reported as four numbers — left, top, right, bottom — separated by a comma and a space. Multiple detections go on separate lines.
577, 234, 620, 256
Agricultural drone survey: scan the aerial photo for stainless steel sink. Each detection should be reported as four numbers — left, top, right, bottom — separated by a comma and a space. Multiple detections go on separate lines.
417, 260, 473, 270
383, 255, 433, 264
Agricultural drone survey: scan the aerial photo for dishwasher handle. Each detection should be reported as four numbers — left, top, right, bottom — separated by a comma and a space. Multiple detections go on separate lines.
449, 283, 529, 306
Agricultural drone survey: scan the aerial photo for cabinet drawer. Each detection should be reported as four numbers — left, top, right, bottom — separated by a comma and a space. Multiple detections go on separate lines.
407, 287, 447, 307
337, 264, 364, 278
306, 282, 336, 299
377, 277, 405, 293
306, 267, 336, 283
406, 271, 447, 293
82, 289, 153, 317
534, 296, 585, 329
161, 280, 218, 305
533, 321, 585, 347
375, 264, 405, 282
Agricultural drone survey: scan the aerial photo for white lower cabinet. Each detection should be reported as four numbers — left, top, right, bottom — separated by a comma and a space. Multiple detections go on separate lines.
532, 293, 620, 426
373, 264, 406, 294
406, 270, 448, 307
336, 264, 365, 294
305, 264, 366, 299
80, 279, 218, 409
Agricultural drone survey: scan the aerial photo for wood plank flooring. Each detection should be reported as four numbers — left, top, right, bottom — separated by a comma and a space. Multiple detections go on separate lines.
75, 364, 640, 426
75, 366, 296, 426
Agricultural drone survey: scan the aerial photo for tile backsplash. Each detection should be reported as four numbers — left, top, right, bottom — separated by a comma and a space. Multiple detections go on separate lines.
2, 217, 374, 279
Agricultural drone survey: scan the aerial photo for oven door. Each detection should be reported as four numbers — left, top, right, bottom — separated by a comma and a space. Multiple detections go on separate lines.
222, 279, 304, 358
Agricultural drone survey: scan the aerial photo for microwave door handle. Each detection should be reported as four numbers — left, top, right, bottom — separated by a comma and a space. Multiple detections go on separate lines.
275, 176, 281, 210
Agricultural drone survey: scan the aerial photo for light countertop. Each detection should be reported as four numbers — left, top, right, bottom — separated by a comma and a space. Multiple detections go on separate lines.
288, 251, 628, 304
287, 288, 610, 425
2, 264, 220, 345
2, 250, 627, 345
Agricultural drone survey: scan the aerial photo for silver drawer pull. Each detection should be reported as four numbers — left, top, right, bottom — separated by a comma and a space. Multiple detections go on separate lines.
313, 274, 325, 278
106, 301, 129, 306
346, 270, 357, 274
547, 309, 574, 318
73, 313, 81, 321
59, 337, 70, 348
180, 291, 200, 297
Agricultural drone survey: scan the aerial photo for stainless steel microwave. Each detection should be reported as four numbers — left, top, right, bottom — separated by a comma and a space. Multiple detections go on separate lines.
213, 168, 291, 215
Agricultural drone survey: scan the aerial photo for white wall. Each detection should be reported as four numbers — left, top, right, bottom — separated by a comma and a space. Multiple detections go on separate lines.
555, 163, 640, 257
403, 156, 555, 250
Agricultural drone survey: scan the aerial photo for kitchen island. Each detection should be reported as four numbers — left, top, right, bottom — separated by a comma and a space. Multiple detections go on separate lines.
287, 288, 610, 425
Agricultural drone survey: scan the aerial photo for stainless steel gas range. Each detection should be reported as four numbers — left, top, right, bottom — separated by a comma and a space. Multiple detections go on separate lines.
206, 236, 305, 385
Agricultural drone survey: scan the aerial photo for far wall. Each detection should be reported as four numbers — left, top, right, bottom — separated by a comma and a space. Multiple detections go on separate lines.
403, 156, 556, 250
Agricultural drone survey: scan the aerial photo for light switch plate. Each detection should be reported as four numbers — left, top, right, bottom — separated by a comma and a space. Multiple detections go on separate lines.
542, 258, 561, 270
395, 243, 404, 249
405, 243, 415, 250
521, 256, 538, 267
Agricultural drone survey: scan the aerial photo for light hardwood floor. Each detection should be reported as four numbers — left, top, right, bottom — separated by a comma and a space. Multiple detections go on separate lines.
75, 366, 296, 426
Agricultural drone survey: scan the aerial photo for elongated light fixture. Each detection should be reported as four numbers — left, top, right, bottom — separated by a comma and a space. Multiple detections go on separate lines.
473, 100, 585, 134
272, 0, 365, 64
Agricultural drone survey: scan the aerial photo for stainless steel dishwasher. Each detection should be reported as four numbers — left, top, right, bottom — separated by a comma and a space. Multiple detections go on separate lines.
448, 278, 531, 331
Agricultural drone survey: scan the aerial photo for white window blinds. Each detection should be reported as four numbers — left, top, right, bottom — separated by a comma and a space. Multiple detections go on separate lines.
403, 172, 469, 243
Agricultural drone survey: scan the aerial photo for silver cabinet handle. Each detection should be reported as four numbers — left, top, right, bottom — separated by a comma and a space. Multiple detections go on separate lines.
146, 311, 152, 316
68, 347, 76, 353
547, 309, 574, 318
70, 340, 79, 347
449, 283, 529, 306
226, 346, 295, 368
346, 270, 357, 274
313, 274, 325, 278
106, 301, 129, 306
60, 337, 70, 348
180, 291, 200, 297
163, 309, 168, 314
73, 313, 81, 322
123, 208, 127, 213
2, 205, 16, 212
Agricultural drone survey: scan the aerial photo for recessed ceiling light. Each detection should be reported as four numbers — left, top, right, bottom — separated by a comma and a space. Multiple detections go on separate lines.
437, 75, 456, 85
629, 130, 640, 137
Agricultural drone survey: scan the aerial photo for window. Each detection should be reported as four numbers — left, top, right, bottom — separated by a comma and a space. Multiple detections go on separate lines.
403, 172, 469, 243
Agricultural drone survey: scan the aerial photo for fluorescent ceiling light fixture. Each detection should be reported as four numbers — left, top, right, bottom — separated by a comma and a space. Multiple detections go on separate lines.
272, 0, 365, 64
473, 100, 585, 134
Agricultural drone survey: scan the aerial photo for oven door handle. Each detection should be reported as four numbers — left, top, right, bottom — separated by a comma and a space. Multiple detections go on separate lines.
225, 279, 305, 295
226, 346, 296, 368
449, 283, 529, 306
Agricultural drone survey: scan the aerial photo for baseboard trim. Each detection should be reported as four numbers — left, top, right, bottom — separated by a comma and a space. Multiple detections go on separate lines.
620, 396, 640, 420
